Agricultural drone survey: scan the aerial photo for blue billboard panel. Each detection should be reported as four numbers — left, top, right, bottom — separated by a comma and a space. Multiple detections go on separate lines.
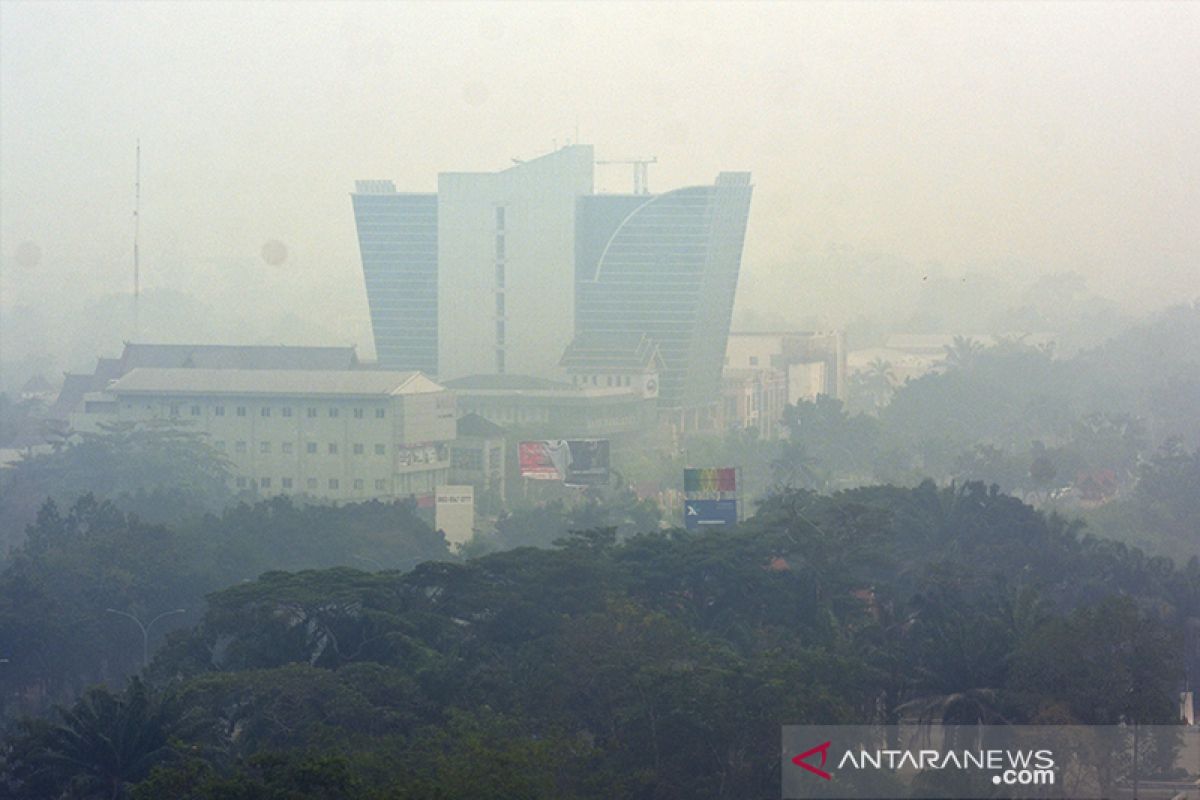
684, 499, 738, 530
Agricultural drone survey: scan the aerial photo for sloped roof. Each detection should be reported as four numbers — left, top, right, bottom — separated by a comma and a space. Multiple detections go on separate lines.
107, 368, 443, 398
119, 343, 359, 371
559, 332, 663, 372
456, 412, 507, 438
442, 374, 573, 392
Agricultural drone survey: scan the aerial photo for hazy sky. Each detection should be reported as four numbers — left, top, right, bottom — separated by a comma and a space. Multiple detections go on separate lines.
1, 1, 1197, 364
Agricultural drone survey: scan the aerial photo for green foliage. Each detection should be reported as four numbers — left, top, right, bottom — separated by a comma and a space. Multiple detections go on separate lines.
0, 422, 233, 554
2, 479, 1196, 797
0, 495, 449, 720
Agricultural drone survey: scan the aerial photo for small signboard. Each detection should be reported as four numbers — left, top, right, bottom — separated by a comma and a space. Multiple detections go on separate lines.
435, 484, 475, 546
683, 499, 738, 530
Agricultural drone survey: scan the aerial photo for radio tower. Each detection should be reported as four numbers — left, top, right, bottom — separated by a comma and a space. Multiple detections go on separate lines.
133, 139, 141, 340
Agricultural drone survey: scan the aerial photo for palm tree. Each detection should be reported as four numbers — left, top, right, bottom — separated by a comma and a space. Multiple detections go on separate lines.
33, 679, 185, 799
942, 336, 985, 371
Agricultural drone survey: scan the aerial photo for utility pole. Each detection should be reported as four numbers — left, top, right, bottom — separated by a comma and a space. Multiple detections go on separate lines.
133, 139, 141, 340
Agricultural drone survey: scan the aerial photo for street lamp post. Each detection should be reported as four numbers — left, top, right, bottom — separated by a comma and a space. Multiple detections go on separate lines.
105, 607, 186, 668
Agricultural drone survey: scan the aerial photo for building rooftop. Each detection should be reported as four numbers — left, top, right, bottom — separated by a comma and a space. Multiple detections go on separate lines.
559, 332, 663, 372
118, 343, 359, 371
442, 374, 573, 392
107, 368, 444, 398
456, 412, 508, 438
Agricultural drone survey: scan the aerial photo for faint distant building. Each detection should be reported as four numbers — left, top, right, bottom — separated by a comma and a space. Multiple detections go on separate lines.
720, 367, 789, 438
353, 147, 753, 418
724, 331, 847, 405
81, 368, 455, 503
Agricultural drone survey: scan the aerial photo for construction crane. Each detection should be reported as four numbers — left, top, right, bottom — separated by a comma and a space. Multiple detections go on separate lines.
595, 156, 658, 195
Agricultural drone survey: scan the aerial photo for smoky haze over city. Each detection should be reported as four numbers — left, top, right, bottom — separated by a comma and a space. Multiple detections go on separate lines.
0, 3, 1198, 799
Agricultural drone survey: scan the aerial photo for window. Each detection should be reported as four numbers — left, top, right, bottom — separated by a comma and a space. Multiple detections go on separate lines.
607, 376, 613, 387
235, 477, 247, 488
281, 442, 293, 454
329, 407, 339, 418
282, 477, 293, 489
236, 406, 247, 417
215, 405, 225, 416
260, 477, 271, 489
306, 442, 317, 454
307, 407, 317, 418
353, 408, 364, 419
281, 407, 293, 418
495, 206, 505, 230
496, 320, 505, 344
495, 234, 505, 259
190, 404, 201, 416
495, 293, 505, 316
306, 478, 318, 490
260, 442, 271, 454
749, 356, 759, 366
235, 441, 247, 453
375, 479, 387, 491
169, 404, 180, 417
328, 478, 339, 490
353, 479, 364, 491
375, 408, 386, 418
374, 443, 385, 455
328, 443, 338, 454
353, 443, 364, 455
495, 263, 505, 287
261, 407, 271, 417
215, 440, 226, 451
496, 348, 505, 373
452, 448, 484, 470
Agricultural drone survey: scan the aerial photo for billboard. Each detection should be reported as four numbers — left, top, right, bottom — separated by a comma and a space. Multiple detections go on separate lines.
683, 499, 738, 530
519, 440, 610, 486
683, 468, 737, 493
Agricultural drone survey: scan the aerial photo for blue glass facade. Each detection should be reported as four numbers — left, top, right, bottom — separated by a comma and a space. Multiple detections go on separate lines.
575, 173, 752, 408
351, 186, 438, 373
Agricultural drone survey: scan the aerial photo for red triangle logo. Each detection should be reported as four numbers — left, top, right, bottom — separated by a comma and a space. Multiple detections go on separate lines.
792, 740, 832, 780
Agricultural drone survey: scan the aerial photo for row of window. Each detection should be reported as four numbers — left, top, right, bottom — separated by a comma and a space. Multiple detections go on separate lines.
216, 441, 390, 455
233, 476, 389, 492
573, 374, 636, 387
169, 405, 388, 419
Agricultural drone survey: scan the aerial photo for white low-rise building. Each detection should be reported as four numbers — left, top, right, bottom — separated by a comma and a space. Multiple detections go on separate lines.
78, 368, 456, 502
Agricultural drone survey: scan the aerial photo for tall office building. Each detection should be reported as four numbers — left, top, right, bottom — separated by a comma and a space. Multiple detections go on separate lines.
352, 148, 751, 410
574, 173, 753, 408
351, 182, 438, 374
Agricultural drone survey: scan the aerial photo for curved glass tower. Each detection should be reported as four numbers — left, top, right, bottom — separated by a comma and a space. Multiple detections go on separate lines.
575, 173, 753, 408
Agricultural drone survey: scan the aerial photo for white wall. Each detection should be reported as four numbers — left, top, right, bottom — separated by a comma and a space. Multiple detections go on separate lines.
437, 146, 593, 380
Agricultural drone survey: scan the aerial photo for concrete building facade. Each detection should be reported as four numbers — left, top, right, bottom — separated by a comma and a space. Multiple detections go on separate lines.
84, 368, 456, 503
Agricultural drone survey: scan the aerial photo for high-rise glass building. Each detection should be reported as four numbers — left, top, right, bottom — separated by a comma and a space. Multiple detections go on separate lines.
351, 181, 438, 374
574, 173, 753, 408
352, 150, 752, 410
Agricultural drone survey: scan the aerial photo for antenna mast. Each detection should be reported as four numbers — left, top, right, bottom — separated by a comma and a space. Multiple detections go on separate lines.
133, 139, 141, 339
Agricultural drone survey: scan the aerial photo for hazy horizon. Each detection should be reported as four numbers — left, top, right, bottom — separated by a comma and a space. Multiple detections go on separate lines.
2, 1, 1197, 379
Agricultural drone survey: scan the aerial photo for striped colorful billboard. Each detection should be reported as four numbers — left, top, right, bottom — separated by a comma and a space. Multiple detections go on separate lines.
683, 468, 737, 493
